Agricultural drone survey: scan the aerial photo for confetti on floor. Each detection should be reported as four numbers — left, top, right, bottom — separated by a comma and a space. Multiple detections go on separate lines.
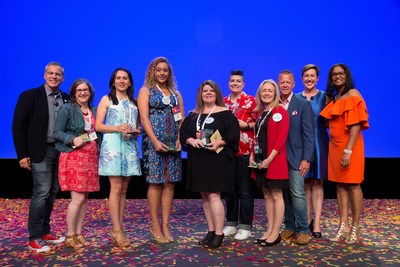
0, 198, 399, 266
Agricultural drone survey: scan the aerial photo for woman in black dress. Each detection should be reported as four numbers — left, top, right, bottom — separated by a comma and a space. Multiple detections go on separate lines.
180, 80, 240, 248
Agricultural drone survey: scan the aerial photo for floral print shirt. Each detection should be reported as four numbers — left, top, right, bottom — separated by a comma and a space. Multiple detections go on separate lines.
224, 92, 257, 156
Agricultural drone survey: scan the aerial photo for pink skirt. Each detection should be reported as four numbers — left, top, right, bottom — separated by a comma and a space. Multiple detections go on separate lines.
58, 141, 100, 192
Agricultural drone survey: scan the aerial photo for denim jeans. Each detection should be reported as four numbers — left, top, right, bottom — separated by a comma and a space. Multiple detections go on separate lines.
224, 155, 254, 230
28, 146, 60, 241
283, 165, 309, 234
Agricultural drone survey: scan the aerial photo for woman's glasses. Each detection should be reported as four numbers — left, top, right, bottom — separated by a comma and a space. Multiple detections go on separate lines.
76, 88, 89, 94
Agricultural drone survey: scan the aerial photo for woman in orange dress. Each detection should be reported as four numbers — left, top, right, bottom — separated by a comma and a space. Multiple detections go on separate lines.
320, 63, 369, 244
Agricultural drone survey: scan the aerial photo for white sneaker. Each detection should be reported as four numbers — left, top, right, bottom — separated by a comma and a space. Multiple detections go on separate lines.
234, 229, 251, 240
223, 226, 238, 236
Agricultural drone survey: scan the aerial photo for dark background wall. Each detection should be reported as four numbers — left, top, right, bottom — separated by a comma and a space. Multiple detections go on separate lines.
2, 158, 398, 199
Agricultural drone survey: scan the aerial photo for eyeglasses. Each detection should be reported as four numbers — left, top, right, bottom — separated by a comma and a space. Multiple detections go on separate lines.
331, 71, 345, 77
76, 88, 89, 94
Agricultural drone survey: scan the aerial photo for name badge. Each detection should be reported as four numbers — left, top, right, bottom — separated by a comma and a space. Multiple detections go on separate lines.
273, 113, 282, 122
162, 96, 171, 105
172, 106, 182, 121
205, 117, 214, 124
87, 129, 98, 141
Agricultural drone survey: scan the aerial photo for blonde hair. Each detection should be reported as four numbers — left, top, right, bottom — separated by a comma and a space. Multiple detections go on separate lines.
255, 79, 280, 112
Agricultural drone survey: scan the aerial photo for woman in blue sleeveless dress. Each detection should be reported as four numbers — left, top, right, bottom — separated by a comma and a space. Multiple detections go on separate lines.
138, 57, 185, 244
96, 68, 142, 249
297, 64, 329, 238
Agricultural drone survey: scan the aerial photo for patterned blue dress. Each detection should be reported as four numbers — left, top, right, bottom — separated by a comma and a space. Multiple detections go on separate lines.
298, 90, 329, 180
99, 99, 142, 177
142, 88, 182, 183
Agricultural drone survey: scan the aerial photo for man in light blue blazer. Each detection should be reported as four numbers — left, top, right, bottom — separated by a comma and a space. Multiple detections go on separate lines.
278, 70, 315, 245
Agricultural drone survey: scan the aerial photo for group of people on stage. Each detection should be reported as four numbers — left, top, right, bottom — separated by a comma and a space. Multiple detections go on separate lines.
12, 58, 369, 253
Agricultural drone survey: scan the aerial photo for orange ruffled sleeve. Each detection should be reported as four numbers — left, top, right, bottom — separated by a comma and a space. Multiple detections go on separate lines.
320, 96, 369, 131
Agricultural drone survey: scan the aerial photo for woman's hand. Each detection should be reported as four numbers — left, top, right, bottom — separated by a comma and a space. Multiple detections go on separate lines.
153, 139, 168, 152
118, 123, 133, 134
72, 136, 86, 148
130, 127, 142, 138
187, 137, 204, 149
258, 158, 271, 169
174, 140, 182, 152
341, 153, 351, 168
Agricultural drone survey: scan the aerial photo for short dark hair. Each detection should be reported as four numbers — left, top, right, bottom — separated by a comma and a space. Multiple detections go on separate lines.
302, 64, 320, 77
230, 70, 244, 76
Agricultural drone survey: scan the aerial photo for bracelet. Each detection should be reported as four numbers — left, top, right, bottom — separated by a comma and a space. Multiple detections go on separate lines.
344, 149, 352, 154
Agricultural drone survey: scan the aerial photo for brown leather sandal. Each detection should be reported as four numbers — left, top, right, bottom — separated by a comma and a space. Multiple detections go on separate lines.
64, 235, 83, 250
75, 234, 90, 246
110, 230, 130, 248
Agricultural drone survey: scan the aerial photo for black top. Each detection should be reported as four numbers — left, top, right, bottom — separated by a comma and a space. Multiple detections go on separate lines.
12, 85, 69, 162
180, 110, 240, 192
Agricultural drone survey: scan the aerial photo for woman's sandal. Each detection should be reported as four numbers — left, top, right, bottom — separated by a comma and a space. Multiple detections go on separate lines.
75, 234, 90, 246
111, 230, 130, 248
150, 227, 169, 244
64, 235, 83, 250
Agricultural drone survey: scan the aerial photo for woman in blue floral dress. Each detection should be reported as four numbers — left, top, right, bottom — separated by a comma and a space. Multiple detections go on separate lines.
96, 68, 142, 249
138, 57, 185, 244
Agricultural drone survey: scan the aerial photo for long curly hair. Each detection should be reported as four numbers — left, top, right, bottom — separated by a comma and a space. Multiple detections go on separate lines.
143, 56, 178, 93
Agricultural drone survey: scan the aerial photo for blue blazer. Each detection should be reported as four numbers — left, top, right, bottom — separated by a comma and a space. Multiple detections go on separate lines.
12, 85, 69, 162
286, 94, 315, 170
54, 103, 99, 153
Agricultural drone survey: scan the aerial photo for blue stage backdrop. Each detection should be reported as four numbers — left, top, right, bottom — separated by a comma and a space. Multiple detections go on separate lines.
1, 1, 399, 158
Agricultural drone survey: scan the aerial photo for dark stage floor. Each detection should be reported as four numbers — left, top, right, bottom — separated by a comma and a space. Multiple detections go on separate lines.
0, 199, 399, 266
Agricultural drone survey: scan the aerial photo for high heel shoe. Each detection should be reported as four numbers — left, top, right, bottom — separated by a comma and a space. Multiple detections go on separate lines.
111, 230, 130, 248
162, 225, 175, 243
330, 222, 350, 242
64, 235, 83, 250
164, 234, 174, 243
150, 227, 169, 244
204, 234, 224, 249
253, 238, 267, 244
199, 231, 215, 245
345, 225, 360, 244
312, 232, 322, 238
75, 234, 90, 246
309, 219, 314, 233
260, 234, 281, 247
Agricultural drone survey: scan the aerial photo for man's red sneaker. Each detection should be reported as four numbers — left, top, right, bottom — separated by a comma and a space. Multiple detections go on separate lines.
42, 233, 65, 245
28, 239, 51, 253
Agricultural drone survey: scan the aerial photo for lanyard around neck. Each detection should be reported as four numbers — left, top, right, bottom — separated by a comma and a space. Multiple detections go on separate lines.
196, 105, 216, 132
255, 109, 271, 138
83, 109, 92, 131
156, 84, 176, 107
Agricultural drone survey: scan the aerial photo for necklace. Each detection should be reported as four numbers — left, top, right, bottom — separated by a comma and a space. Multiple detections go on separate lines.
255, 109, 272, 138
